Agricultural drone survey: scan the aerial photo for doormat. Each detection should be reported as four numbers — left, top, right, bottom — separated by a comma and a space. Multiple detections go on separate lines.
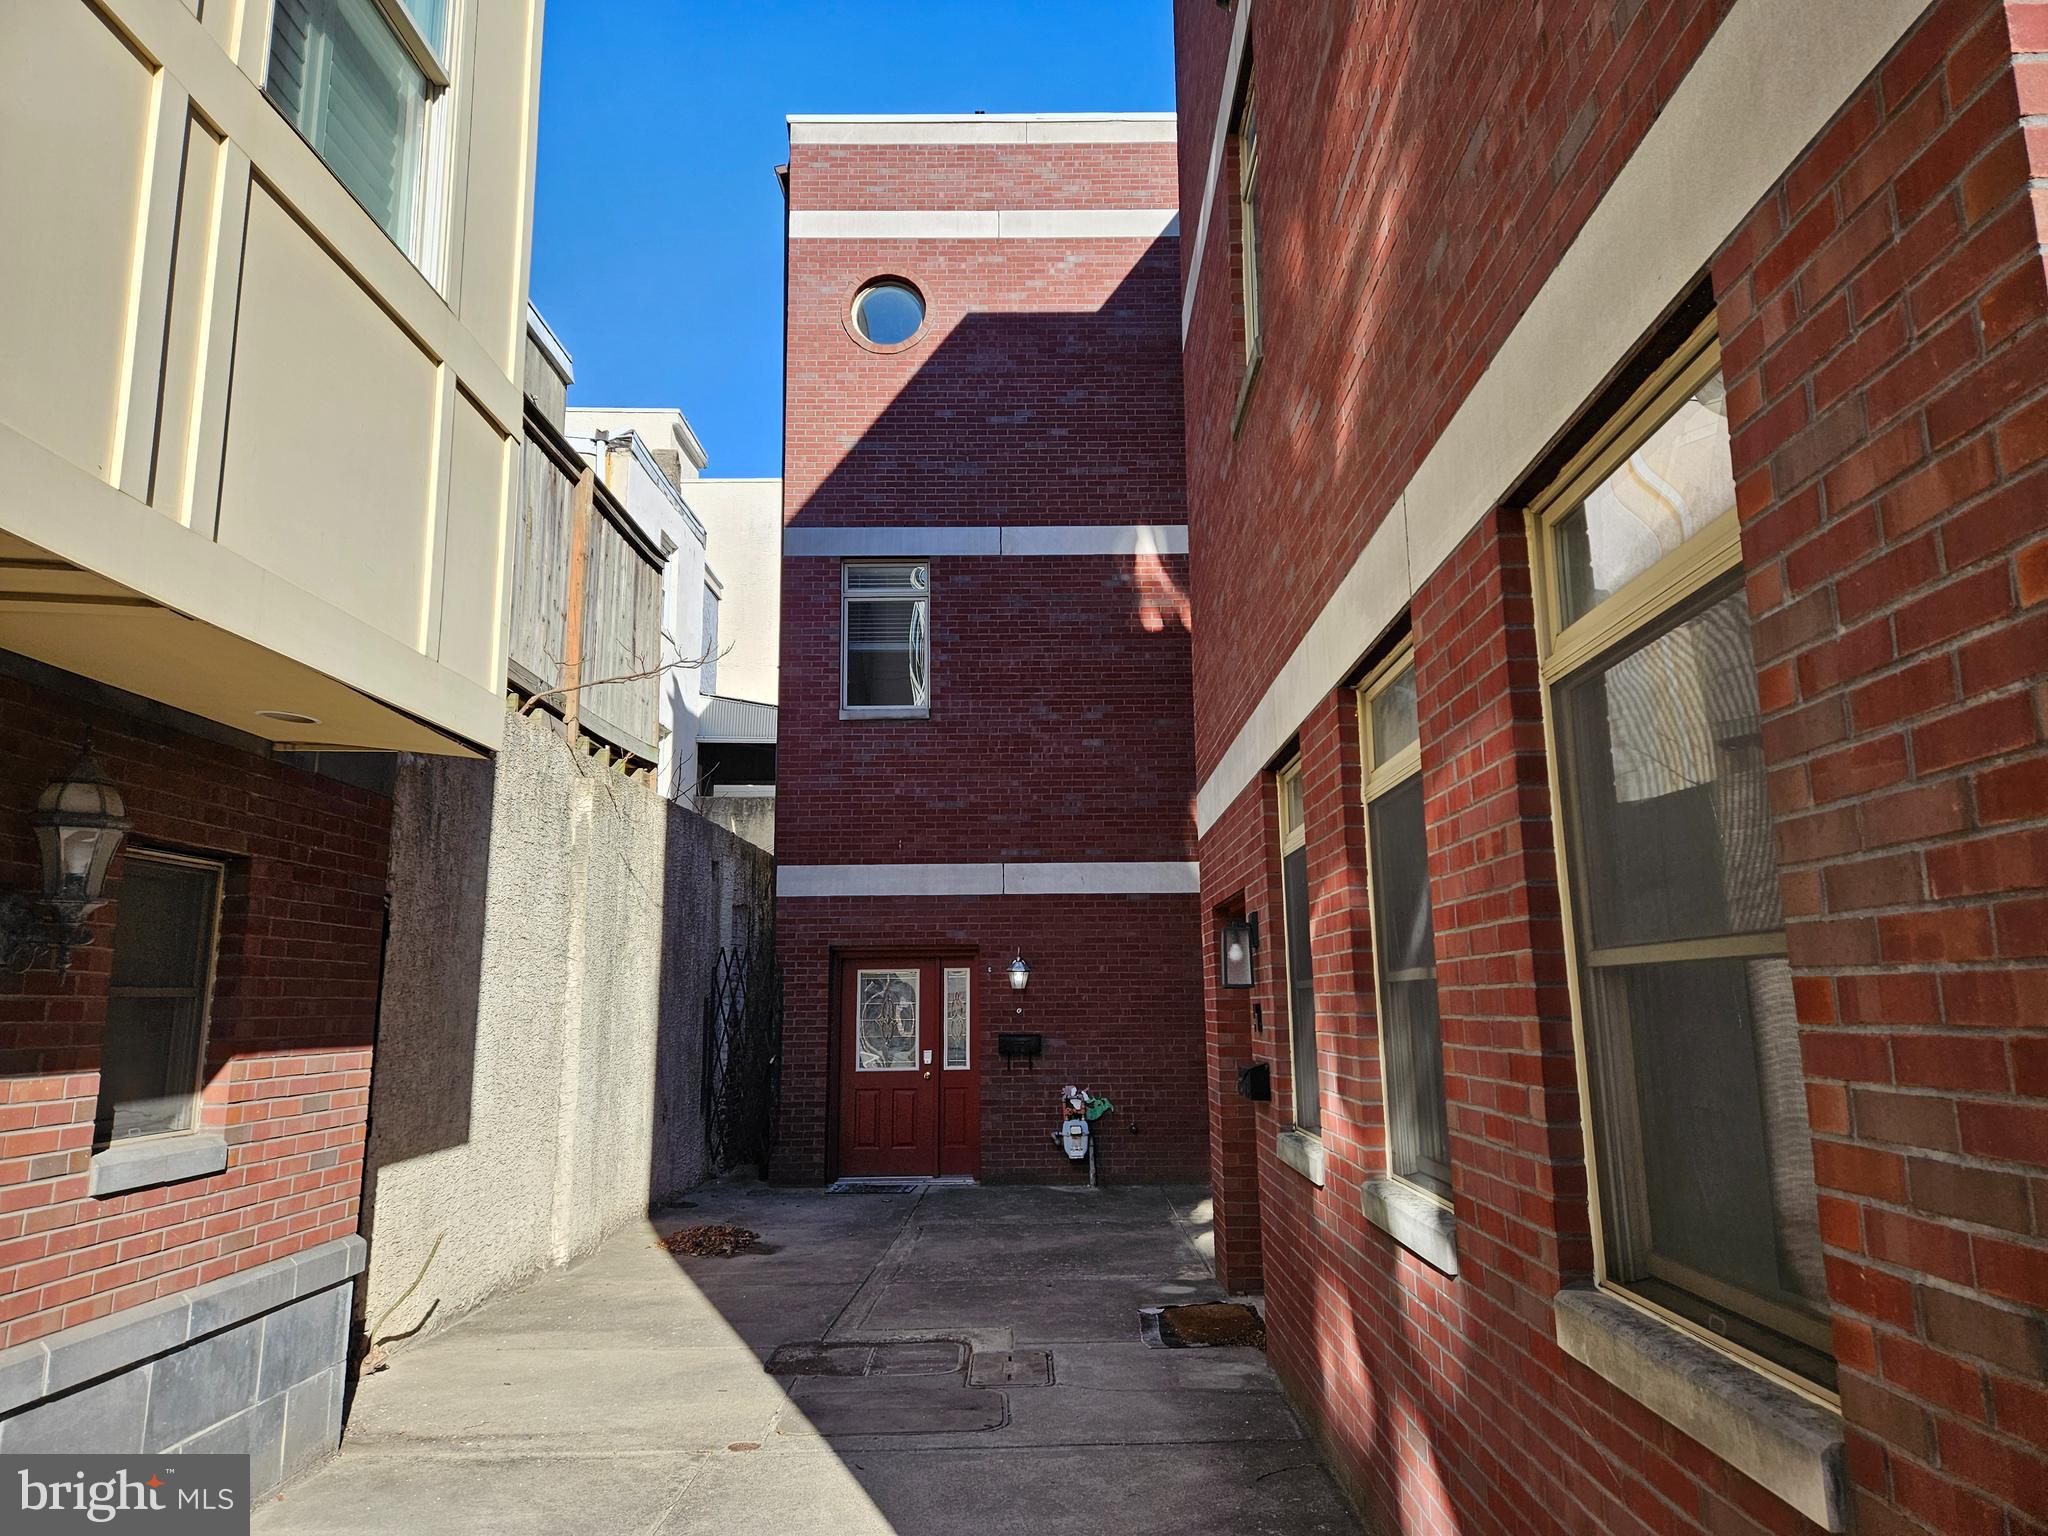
1139, 1302, 1266, 1349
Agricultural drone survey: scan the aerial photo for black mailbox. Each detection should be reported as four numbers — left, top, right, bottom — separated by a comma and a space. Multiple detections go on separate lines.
1236, 1062, 1271, 1101
997, 1032, 1043, 1065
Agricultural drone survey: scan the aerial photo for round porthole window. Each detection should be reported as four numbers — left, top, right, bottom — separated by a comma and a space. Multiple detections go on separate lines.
851, 280, 926, 347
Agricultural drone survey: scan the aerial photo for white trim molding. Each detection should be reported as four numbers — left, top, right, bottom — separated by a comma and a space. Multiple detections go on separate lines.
789, 209, 1179, 242
787, 525, 1188, 559
789, 113, 1177, 147
1190, 0, 1936, 838
779, 861, 1200, 898
1182, 0, 1254, 342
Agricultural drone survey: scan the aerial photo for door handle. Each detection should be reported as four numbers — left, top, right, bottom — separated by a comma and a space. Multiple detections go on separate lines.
923, 1070, 932, 1080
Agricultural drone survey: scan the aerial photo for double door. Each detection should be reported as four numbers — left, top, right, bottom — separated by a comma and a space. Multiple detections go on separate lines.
836, 956, 978, 1178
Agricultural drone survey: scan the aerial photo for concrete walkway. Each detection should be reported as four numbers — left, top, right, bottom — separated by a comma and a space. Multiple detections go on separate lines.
256, 1183, 1361, 1535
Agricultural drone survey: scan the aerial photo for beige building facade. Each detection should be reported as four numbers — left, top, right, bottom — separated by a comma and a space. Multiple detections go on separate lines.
0, 0, 546, 756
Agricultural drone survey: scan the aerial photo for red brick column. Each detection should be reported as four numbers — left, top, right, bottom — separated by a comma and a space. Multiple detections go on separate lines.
1413, 508, 1586, 1292
1201, 898, 1263, 1294
1715, 1, 2048, 1526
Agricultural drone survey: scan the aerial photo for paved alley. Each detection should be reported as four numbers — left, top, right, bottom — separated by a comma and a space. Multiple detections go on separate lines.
255, 1184, 1361, 1535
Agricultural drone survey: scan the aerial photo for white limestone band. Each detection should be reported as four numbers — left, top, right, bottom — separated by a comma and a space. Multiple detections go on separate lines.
789, 209, 1179, 241
785, 525, 1188, 558
789, 114, 1178, 147
778, 861, 1201, 898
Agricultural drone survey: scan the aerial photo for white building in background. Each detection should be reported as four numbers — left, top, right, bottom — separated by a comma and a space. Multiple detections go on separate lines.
680, 478, 781, 708
566, 407, 712, 802
679, 476, 780, 850
564, 411, 779, 844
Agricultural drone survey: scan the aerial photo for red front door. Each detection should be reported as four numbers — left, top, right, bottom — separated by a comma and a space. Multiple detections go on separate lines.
837, 957, 979, 1178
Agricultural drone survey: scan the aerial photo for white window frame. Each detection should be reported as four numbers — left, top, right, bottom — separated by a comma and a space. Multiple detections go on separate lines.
1234, 75, 1263, 371
943, 967, 972, 1070
263, 0, 459, 283
95, 849, 226, 1147
1229, 68, 1263, 435
1357, 645, 1452, 1206
840, 560, 931, 720
1531, 317, 1832, 1404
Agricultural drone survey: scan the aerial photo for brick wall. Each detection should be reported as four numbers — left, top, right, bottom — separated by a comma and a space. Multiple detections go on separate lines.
1181, 0, 2047, 1533
1176, 0, 1737, 782
776, 133, 1203, 1182
0, 670, 389, 1349
773, 895, 1207, 1185
776, 553, 1195, 868
1714, 1, 2048, 1526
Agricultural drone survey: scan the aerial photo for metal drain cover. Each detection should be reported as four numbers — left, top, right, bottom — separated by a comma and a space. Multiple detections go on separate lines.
968, 1349, 1052, 1387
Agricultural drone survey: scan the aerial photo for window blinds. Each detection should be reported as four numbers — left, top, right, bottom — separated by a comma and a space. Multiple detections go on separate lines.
268, 0, 428, 252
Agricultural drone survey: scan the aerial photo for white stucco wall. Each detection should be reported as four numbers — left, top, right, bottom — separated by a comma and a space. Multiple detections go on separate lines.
686, 477, 782, 707
360, 708, 773, 1346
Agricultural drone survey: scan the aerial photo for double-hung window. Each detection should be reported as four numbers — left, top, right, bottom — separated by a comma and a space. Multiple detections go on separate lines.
1277, 759, 1320, 1134
92, 851, 224, 1146
1234, 78, 1263, 370
842, 561, 930, 716
1536, 320, 1831, 1390
1361, 649, 1451, 1201
267, 0, 451, 266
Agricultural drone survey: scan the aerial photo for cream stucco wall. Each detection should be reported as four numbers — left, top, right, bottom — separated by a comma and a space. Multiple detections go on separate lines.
361, 708, 774, 1342
687, 478, 783, 708
0, 0, 545, 753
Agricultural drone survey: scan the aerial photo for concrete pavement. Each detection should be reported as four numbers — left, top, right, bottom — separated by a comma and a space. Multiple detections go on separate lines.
256, 1182, 1362, 1535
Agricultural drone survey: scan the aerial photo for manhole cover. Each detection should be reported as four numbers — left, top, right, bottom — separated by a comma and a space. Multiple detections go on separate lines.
968, 1350, 1052, 1387
1139, 1302, 1266, 1349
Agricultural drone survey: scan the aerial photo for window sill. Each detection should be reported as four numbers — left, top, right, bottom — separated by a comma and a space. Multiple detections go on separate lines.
1362, 1177, 1458, 1276
839, 709, 930, 721
1553, 1287, 1845, 1531
1273, 1128, 1325, 1187
89, 1133, 229, 1199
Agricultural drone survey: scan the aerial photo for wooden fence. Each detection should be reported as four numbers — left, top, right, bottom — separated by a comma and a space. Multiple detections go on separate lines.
508, 407, 664, 763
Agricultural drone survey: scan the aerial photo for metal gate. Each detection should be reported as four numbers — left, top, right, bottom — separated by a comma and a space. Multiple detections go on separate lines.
702, 941, 783, 1176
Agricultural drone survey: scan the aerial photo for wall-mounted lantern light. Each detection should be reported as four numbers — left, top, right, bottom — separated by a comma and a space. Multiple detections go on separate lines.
3, 744, 130, 976
1007, 954, 1031, 992
1219, 913, 1257, 989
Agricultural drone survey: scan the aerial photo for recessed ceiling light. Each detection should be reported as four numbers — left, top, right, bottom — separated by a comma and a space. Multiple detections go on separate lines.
255, 709, 321, 726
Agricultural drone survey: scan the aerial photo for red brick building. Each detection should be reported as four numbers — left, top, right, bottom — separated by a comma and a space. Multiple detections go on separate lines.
0, 661, 390, 1480
1176, 1, 2048, 1533
773, 115, 1207, 1184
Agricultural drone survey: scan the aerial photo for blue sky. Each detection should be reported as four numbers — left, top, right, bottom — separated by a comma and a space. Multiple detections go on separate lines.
528, 2, 1179, 478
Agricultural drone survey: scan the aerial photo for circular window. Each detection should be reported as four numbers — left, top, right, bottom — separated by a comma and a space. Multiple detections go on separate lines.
852, 281, 926, 347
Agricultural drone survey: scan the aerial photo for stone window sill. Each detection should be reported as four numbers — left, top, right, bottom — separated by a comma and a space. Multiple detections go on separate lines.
1362, 1177, 1458, 1276
1553, 1287, 1846, 1531
1273, 1128, 1325, 1187
89, 1133, 229, 1198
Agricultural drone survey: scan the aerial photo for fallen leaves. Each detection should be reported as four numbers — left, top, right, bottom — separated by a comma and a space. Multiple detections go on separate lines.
657, 1224, 761, 1257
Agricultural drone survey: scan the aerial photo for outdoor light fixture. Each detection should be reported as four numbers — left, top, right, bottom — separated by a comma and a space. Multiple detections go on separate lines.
1007, 954, 1031, 991
1220, 914, 1257, 989
1, 743, 130, 976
